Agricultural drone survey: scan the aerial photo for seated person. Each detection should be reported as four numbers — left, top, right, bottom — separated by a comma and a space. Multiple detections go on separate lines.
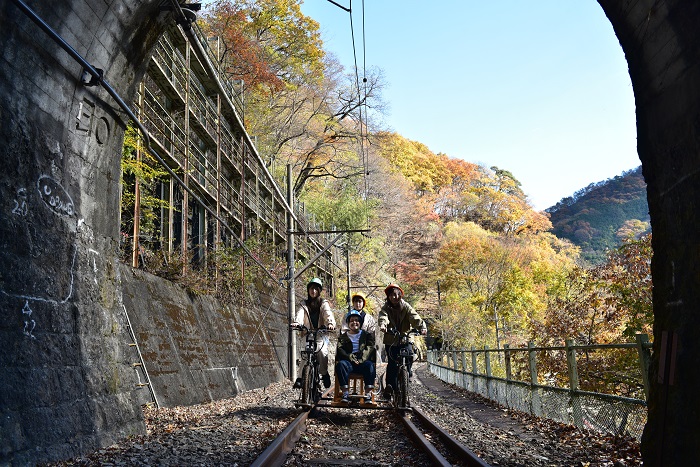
341, 293, 377, 334
335, 310, 376, 403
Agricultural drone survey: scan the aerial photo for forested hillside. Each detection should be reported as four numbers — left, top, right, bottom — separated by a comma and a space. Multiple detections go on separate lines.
123, 0, 654, 397
546, 166, 649, 264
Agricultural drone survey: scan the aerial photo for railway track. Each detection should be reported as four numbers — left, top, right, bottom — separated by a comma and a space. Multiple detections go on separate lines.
251, 386, 491, 466
41, 362, 640, 465
405, 406, 490, 467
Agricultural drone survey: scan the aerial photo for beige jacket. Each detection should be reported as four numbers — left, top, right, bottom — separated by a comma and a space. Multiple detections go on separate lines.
293, 298, 336, 330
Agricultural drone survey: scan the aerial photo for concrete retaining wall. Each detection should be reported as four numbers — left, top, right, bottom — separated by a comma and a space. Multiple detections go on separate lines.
119, 264, 289, 408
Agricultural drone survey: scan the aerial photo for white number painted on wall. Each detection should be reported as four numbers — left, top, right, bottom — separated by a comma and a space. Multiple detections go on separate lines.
22, 301, 36, 339
12, 188, 28, 216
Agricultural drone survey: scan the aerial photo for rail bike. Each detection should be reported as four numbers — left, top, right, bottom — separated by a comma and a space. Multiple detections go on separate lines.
291, 324, 422, 411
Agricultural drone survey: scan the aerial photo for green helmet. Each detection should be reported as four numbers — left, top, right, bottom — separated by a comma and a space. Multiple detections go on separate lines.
307, 277, 323, 290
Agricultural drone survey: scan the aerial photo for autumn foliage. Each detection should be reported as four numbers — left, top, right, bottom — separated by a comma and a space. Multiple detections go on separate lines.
193, 0, 653, 399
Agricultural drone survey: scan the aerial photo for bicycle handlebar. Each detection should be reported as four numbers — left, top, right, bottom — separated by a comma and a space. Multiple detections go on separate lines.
387, 327, 421, 337
290, 324, 328, 333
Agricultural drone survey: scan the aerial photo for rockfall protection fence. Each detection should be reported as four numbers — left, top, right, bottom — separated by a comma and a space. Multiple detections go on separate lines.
427, 334, 652, 440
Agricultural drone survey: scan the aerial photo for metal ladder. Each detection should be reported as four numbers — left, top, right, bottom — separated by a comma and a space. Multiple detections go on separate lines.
122, 304, 159, 407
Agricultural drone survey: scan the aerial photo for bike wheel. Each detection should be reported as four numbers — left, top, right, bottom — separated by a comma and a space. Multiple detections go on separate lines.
301, 364, 313, 405
397, 365, 410, 408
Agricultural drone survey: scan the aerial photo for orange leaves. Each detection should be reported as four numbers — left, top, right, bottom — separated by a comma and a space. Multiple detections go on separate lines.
203, 0, 323, 91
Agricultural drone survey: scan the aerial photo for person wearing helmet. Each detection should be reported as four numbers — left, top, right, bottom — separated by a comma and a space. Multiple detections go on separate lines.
378, 283, 427, 398
335, 310, 376, 403
292, 277, 337, 388
341, 292, 377, 334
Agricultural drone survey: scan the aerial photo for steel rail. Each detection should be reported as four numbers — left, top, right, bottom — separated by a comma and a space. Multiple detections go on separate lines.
251, 386, 335, 466
411, 406, 492, 467
399, 411, 452, 467
257, 384, 488, 466
249, 410, 310, 467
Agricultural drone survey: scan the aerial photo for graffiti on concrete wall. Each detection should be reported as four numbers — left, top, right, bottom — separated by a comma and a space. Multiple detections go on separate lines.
22, 301, 36, 339
38, 175, 75, 217
3, 175, 83, 338
12, 188, 28, 216
5, 247, 78, 338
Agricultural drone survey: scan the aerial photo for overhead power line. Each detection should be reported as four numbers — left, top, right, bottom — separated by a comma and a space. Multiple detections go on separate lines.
326, 0, 371, 230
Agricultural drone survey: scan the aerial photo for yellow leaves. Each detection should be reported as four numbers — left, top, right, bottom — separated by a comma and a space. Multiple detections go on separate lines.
204, 0, 325, 90
433, 215, 582, 349
443, 220, 491, 242
376, 132, 449, 196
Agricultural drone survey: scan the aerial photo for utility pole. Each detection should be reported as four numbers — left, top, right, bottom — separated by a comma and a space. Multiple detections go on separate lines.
287, 164, 296, 381
345, 247, 351, 311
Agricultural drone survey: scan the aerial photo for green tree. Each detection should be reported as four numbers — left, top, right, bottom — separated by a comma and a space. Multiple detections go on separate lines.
120, 123, 171, 262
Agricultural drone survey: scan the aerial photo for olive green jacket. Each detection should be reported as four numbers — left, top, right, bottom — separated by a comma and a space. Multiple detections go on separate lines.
377, 299, 426, 345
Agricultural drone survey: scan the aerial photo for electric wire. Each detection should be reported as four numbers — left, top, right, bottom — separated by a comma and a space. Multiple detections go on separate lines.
346, 0, 371, 231
325, 0, 374, 288
361, 0, 371, 228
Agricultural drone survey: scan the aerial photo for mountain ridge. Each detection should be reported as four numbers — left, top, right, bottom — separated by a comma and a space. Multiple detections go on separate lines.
546, 166, 649, 264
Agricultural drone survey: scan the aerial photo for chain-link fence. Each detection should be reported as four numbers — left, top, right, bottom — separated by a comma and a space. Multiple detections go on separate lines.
427, 336, 650, 440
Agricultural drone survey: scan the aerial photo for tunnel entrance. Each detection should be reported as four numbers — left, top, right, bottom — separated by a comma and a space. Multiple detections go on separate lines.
1, 0, 700, 465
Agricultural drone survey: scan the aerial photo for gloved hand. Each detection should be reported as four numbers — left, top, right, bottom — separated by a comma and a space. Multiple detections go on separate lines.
350, 354, 360, 365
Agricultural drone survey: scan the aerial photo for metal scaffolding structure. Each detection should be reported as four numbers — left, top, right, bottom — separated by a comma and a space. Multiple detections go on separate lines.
127, 21, 336, 289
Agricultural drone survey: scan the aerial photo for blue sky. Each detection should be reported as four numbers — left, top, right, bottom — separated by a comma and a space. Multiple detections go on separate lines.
299, 1, 640, 210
